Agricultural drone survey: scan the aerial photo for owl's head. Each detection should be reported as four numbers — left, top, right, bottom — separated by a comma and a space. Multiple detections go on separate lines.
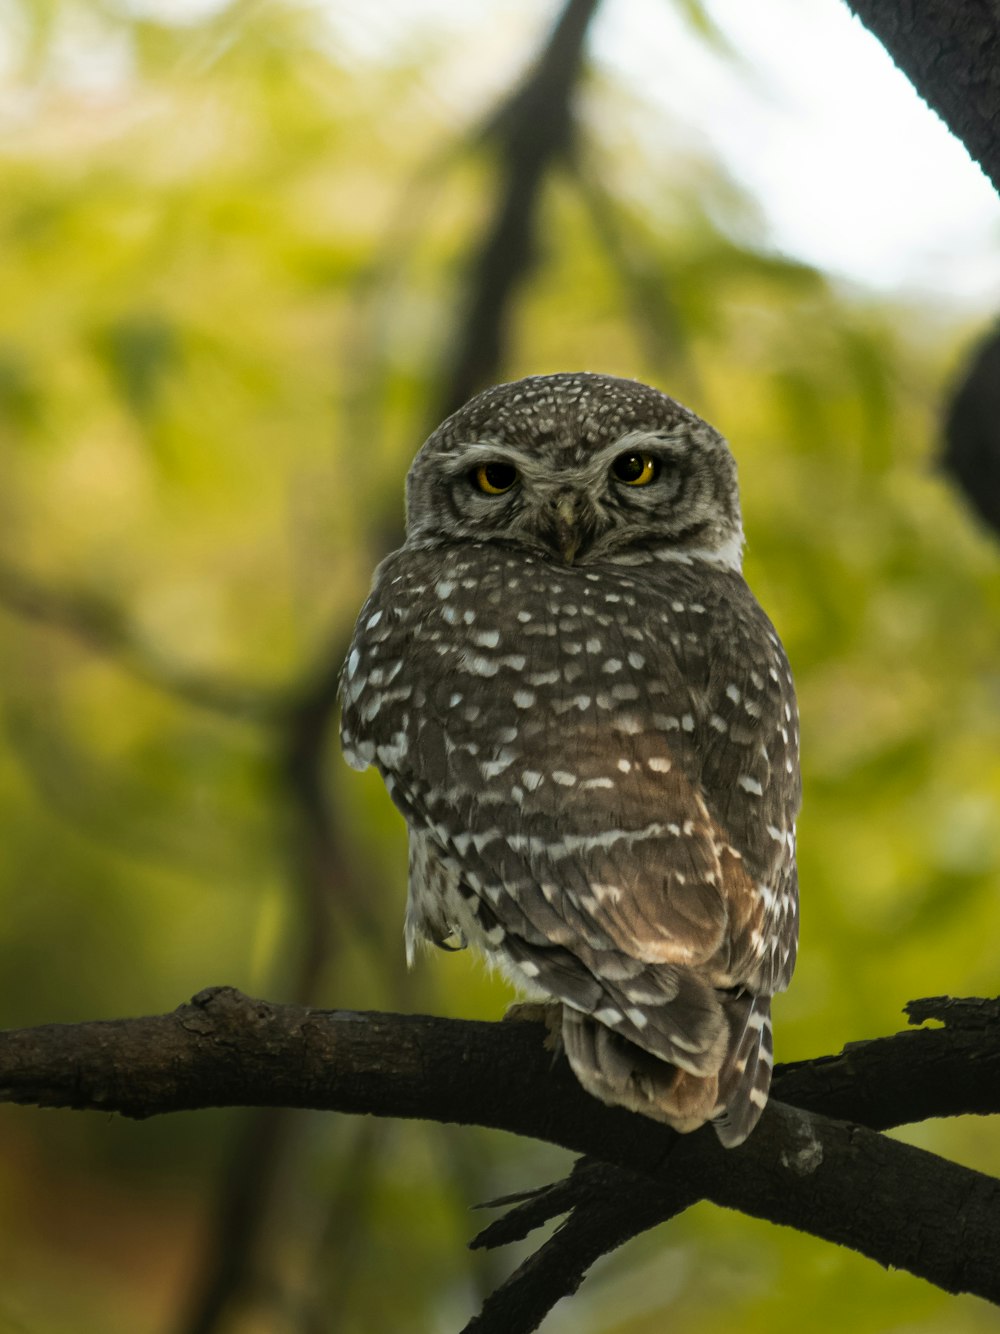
405, 373, 744, 569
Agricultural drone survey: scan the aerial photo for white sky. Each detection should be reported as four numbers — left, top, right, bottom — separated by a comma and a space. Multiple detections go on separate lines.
597, 0, 1000, 301
337, 0, 1000, 305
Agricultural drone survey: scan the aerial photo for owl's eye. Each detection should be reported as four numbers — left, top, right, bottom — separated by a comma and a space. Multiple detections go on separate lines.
473, 462, 518, 495
611, 452, 660, 486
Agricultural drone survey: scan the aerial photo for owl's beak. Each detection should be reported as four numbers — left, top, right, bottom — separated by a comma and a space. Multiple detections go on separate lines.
546, 492, 589, 564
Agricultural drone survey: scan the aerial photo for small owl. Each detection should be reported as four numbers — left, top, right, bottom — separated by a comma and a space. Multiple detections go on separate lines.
340, 373, 799, 1146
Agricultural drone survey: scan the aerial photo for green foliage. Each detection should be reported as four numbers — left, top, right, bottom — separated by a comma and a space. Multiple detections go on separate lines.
0, 1, 998, 1330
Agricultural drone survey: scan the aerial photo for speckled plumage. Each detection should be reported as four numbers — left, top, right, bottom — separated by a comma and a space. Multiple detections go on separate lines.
340, 372, 800, 1145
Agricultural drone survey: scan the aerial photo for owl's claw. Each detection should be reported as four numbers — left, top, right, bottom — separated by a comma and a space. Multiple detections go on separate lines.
503, 1000, 564, 1052
432, 929, 467, 952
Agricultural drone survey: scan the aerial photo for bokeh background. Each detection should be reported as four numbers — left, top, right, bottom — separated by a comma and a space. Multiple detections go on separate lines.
2, 1, 1000, 1331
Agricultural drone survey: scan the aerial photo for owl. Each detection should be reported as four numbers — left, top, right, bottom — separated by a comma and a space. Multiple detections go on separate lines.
340, 373, 799, 1146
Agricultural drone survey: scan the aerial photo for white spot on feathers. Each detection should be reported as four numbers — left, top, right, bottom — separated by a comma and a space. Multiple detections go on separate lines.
612, 714, 643, 736
593, 1007, 623, 1026
467, 656, 498, 677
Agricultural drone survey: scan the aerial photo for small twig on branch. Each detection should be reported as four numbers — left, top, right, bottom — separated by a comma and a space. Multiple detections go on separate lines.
465, 1157, 696, 1334
462, 1161, 693, 1334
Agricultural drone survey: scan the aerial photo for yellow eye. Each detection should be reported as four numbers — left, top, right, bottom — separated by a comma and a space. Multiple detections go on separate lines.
473, 462, 518, 495
611, 452, 660, 486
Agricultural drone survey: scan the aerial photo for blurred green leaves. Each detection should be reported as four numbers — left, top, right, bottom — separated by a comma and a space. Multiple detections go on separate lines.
94, 313, 180, 422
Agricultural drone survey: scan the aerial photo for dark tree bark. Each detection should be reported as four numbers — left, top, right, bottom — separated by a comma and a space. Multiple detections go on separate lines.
3, 987, 1000, 1331
844, 1, 1000, 195
847, 6, 1000, 542
942, 321, 1000, 534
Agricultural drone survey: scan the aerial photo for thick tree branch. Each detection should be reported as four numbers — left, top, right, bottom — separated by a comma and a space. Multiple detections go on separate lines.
3, 986, 1000, 1315
845, 0, 1000, 196
479, 993, 1000, 1327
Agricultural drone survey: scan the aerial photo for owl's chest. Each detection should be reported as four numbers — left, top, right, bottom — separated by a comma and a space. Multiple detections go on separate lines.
394, 547, 719, 705
343, 546, 755, 785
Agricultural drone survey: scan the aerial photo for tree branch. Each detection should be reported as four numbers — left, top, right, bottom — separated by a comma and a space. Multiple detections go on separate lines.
844, 0, 1000, 196
4, 986, 1000, 1317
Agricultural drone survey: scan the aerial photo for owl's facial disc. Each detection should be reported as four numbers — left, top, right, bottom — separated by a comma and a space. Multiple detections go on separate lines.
404, 374, 745, 570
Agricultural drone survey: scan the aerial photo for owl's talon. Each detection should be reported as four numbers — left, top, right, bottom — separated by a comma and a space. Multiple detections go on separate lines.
432, 930, 466, 952
503, 1000, 564, 1051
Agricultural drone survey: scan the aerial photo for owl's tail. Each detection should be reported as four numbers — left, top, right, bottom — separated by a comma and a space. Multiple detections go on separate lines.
561, 1007, 720, 1132
712, 991, 773, 1147
561, 988, 772, 1147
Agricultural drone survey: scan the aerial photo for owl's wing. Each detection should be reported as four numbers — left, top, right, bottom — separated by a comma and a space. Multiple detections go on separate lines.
698, 595, 800, 997
340, 550, 798, 1086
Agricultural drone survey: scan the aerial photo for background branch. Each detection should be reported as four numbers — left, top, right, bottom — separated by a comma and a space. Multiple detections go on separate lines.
436, 0, 601, 419
0, 558, 284, 723
942, 319, 1000, 536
